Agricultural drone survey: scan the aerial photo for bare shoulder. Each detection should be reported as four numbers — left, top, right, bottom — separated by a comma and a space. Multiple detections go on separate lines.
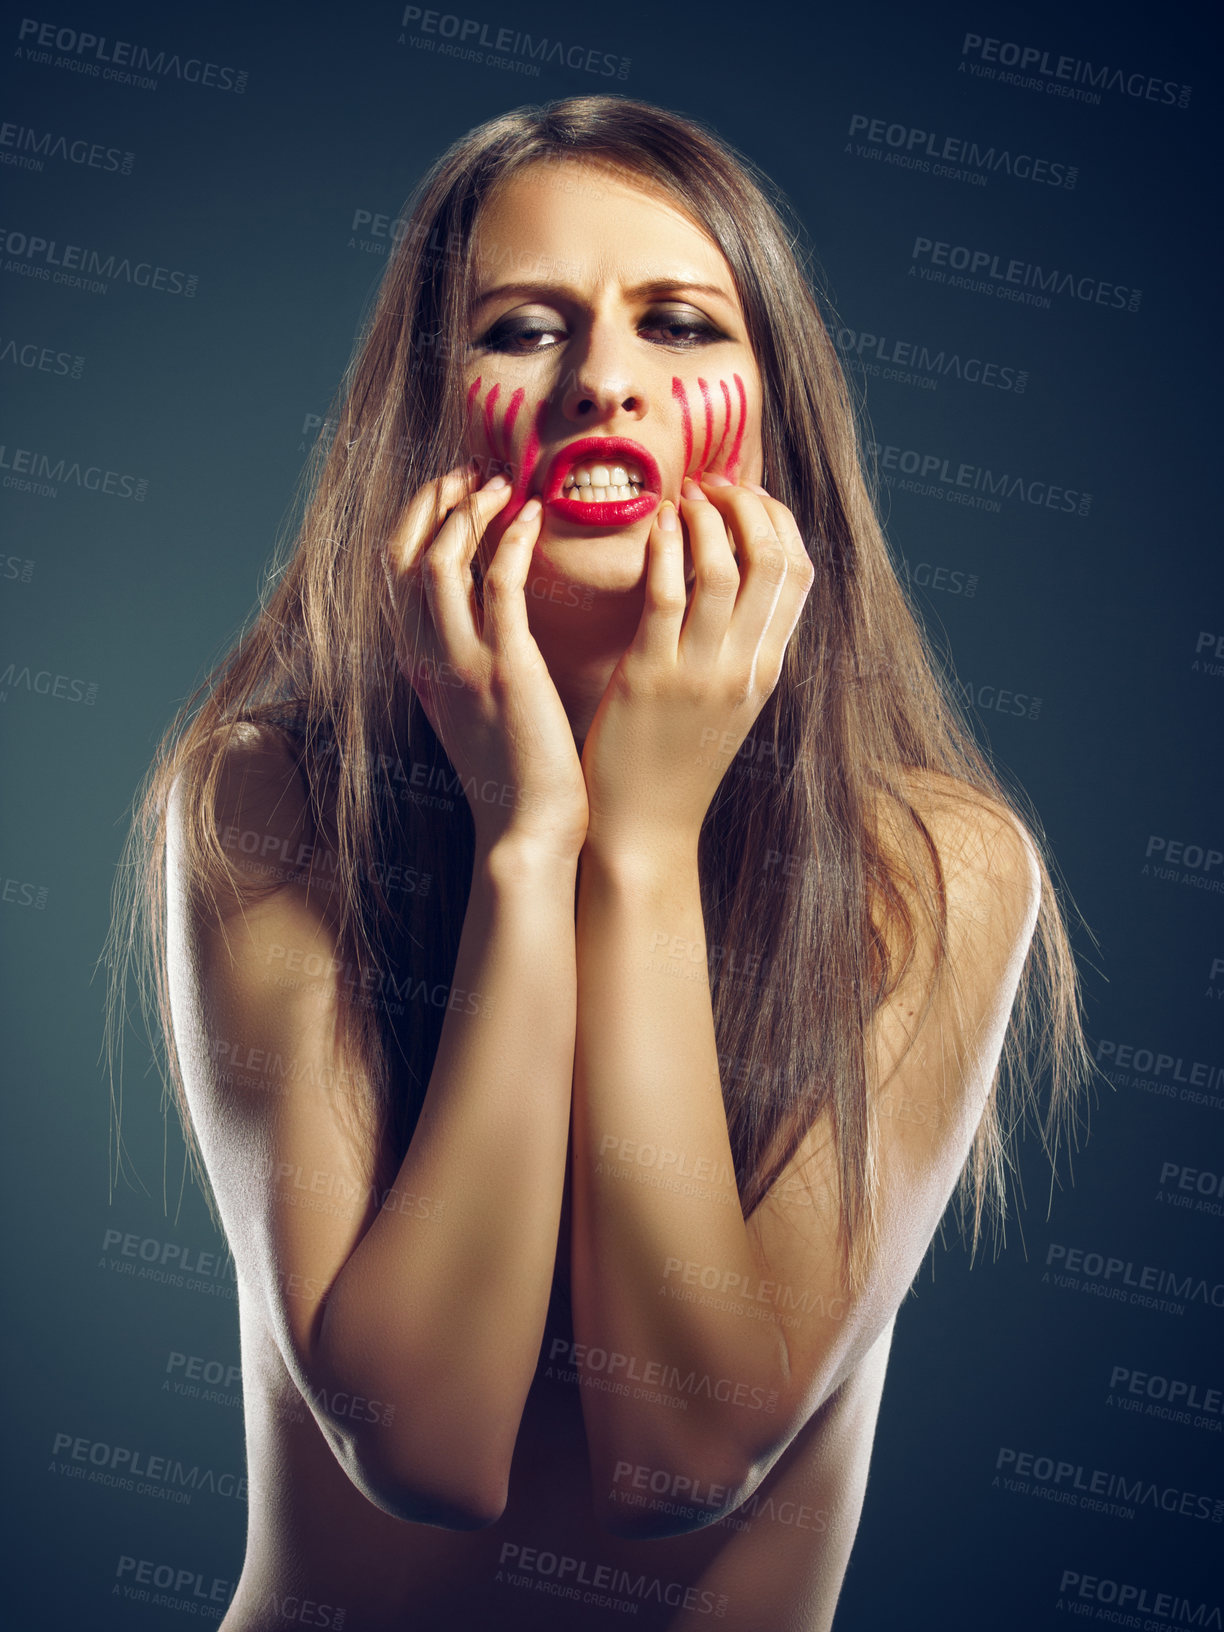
864, 767, 1042, 1131
164, 723, 384, 1376
748, 771, 1049, 1406
876, 767, 1041, 961
167, 719, 339, 917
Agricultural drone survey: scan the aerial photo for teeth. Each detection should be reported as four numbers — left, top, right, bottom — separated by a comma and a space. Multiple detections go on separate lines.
564, 458, 645, 493
566, 484, 640, 502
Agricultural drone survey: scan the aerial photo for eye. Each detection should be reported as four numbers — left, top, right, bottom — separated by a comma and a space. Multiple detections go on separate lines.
639, 307, 726, 348
477, 317, 565, 354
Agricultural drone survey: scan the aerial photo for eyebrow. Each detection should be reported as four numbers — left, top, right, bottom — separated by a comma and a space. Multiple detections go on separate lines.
470, 278, 738, 313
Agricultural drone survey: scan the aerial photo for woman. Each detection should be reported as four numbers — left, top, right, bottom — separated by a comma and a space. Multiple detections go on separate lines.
114, 96, 1088, 1630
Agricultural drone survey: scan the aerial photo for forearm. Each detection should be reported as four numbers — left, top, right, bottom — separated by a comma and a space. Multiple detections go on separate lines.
319, 837, 577, 1512
570, 841, 790, 1512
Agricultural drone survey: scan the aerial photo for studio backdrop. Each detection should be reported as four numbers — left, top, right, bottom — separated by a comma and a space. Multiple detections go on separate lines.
1, 0, 1219, 1627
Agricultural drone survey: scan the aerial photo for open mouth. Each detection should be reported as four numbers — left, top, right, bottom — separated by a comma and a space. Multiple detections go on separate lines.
543, 438, 661, 527
562, 460, 646, 503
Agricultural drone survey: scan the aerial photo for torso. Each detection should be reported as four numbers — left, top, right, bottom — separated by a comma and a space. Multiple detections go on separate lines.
210, 716, 907, 1631
222, 1168, 895, 1632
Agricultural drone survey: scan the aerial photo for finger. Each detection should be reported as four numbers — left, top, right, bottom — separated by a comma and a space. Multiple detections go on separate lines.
630, 502, 687, 664
676, 476, 739, 662
698, 481, 788, 664
741, 487, 816, 679
420, 477, 513, 666
384, 466, 480, 637
480, 498, 544, 652
384, 469, 484, 704
385, 465, 483, 577
747, 483, 816, 669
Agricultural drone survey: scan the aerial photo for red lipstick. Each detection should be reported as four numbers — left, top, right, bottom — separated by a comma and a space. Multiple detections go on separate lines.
542, 437, 661, 528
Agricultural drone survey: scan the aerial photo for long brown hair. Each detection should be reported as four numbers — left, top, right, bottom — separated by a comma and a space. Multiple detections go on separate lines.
107, 95, 1091, 1286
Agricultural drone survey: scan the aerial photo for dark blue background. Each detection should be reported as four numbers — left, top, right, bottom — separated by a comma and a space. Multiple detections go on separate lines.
2, 0, 1219, 1625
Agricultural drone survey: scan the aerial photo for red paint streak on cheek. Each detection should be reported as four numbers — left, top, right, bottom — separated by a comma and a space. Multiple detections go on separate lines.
713, 380, 733, 467
465, 377, 482, 446
725, 374, 747, 482
481, 384, 501, 466
508, 399, 548, 512
671, 376, 693, 476
697, 378, 714, 474
491, 399, 544, 528
500, 387, 525, 465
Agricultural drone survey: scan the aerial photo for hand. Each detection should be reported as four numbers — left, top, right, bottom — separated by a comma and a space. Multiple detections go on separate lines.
383, 467, 589, 860
579, 473, 814, 862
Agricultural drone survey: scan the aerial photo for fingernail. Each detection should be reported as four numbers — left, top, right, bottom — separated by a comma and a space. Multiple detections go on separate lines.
485, 473, 510, 490
658, 502, 678, 533
519, 496, 542, 519
743, 481, 769, 496
703, 472, 733, 487
682, 476, 707, 502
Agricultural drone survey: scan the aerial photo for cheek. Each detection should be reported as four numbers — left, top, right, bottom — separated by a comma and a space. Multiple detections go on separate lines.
671, 373, 750, 481
465, 379, 542, 480
464, 377, 549, 523
465, 376, 513, 470
515, 399, 548, 501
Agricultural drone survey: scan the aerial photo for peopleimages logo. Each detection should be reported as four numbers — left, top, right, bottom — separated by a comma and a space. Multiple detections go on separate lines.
0, 661, 97, 705
966, 33, 1194, 110
1057, 1571, 1221, 1627
0, 120, 134, 176
0, 440, 148, 500
397, 7, 630, 81
959, 32, 1191, 110
0, 335, 83, 378
114, 1555, 236, 1615
836, 324, 1028, 394
14, 17, 248, 93
1095, 1035, 1223, 1108
0, 225, 198, 298
1045, 1241, 1224, 1314
911, 236, 1140, 314
1108, 1364, 1222, 1428
847, 114, 1077, 190
868, 438, 1091, 517
995, 1446, 1224, 1525
49, 1432, 247, 1502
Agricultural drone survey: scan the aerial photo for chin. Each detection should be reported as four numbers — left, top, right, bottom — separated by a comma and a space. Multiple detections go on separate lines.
530, 527, 652, 597
525, 528, 656, 616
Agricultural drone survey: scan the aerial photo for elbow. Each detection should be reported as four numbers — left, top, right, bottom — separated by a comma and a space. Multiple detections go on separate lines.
595, 1451, 763, 1540
340, 1429, 510, 1531
362, 1476, 508, 1533
592, 1370, 838, 1536
308, 1324, 514, 1529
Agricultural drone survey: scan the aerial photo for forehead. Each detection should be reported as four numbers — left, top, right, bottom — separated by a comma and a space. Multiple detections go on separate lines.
470, 159, 739, 303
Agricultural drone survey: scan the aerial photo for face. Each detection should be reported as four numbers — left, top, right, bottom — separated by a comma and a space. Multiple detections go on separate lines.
462, 159, 764, 601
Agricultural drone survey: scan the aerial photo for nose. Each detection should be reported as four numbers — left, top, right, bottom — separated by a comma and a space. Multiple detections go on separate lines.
558, 319, 646, 425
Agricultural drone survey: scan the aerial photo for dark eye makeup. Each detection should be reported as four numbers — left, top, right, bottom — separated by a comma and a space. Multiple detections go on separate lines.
475, 306, 728, 355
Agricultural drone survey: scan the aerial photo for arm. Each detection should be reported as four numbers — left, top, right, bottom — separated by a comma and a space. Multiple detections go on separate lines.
168, 471, 585, 1529
571, 833, 786, 1523
169, 731, 576, 1528
569, 479, 1039, 1535
571, 782, 1039, 1535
